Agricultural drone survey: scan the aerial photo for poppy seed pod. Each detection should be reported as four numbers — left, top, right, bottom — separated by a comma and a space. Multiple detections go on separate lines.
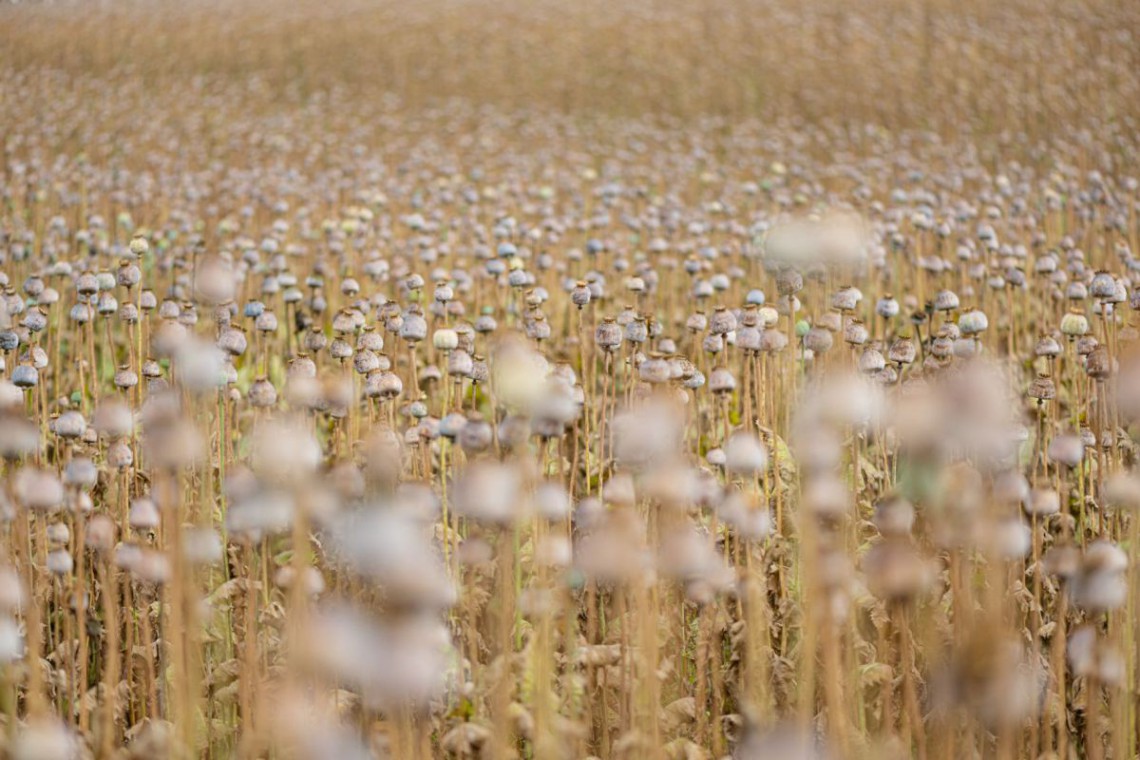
58, 461, 96, 497
117, 261, 141, 288
129, 497, 160, 531
52, 410, 87, 439
400, 311, 428, 343
106, 439, 133, 469
872, 494, 915, 537
864, 540, 931, 601
1060, 311, 1089, 336
760, 329, 788, 353
1048, 433, 1084, 468
458, 414, 494, 453
737, 325, 762, 352
217, 326, 247, 356
128, 236, 149, 257
843, 320, 868, 346
702, 333, 724, 354
1027, 373, 1055, 401
433, 328, 458, 351
1024, 488, 1060, 517
1089, 271, 1117, 300
255, 311, 279, 333
888, 338, 916, 365
723, 432, 768, 475
708, 367, 736, 394
193, 257, 236, 304
958, 308, 989, 335
933, 289, 960, 312
93, 400, 133, 439
571, 281, 591, 308
248, 376, 278, 407
595, 318, 622, 351
11, 364, 37, 388
1035, 335, 1061, 357
84, 514, 116, 554
1071, 541, 1128, 613
453, 462, 521, 524
832, 285, 861, 312
775, 268, 803, 296
1085, 345, 1112, 379
804, 327, 833, 354
876, 295, 900, 319
14, 468, 65, 511
709, 306, 737, 335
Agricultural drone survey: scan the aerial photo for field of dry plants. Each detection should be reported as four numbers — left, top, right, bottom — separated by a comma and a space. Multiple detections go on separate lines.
1, 0, 1139, 757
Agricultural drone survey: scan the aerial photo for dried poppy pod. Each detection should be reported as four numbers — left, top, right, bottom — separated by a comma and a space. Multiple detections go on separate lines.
929, 331, 953, 358
876, 295, 900, 319
685, 311, 708, 333
594, 317, 622, 352
10, 363, 37, 388
958, 308, 988, 336
832, 285, 861, 312
352, 348, 380, 375
1067, 624, 1124, 688
873, 493, 915, 537
216, 325, 247, 356
1060, 310, 1089, 336
1047, 432, 1084, 468
1104, 472, 1140, 511
14, 468, 65, 512
1070, 540, 1128, 613
843, 319, 868, 346
1027, 373, 1055, 401
708, 306, 737, 335
129, 496, 160, 532
329, 337, 353, 360
1075, 335, 1098, 356
22, 307, 47, 333
804, 326, 833, 354
51, 410, 87, 439
775, 267, 803, 296
113, 364, 139, 390
801, 473, 849, 522
432, 328, 458, 351
76, 271, 99, 297
254, 310, 279, 333
1085, 344, 1112, 379
888, 337, 916, 365
701, 333, 724, 356
1024, 488, 1060, 517
141, 358, 162, 379
58, 457, 97, 495
357, 326, 384, 352
863, 539, 931, 601
985, 515, 1031, 560
929, 289, 960, 314
117, 301, 140, 324
737, 324, 762, 352
1035, 335, 1061, 358
96, 292, 119, 315
301, 325, 327, 354
248, 376, 278, 408
1089, 270, 1117, 300
723, 431, 768, 475
708, 366, 736, 395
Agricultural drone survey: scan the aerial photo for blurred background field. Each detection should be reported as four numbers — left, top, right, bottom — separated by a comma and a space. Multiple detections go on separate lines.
2, 0, 1137, 140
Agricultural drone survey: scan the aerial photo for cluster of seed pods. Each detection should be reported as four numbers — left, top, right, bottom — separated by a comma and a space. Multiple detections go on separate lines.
1, 4, 1140, 758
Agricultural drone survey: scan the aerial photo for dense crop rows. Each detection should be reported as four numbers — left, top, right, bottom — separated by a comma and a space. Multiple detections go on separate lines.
1, 0, 1139, 757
